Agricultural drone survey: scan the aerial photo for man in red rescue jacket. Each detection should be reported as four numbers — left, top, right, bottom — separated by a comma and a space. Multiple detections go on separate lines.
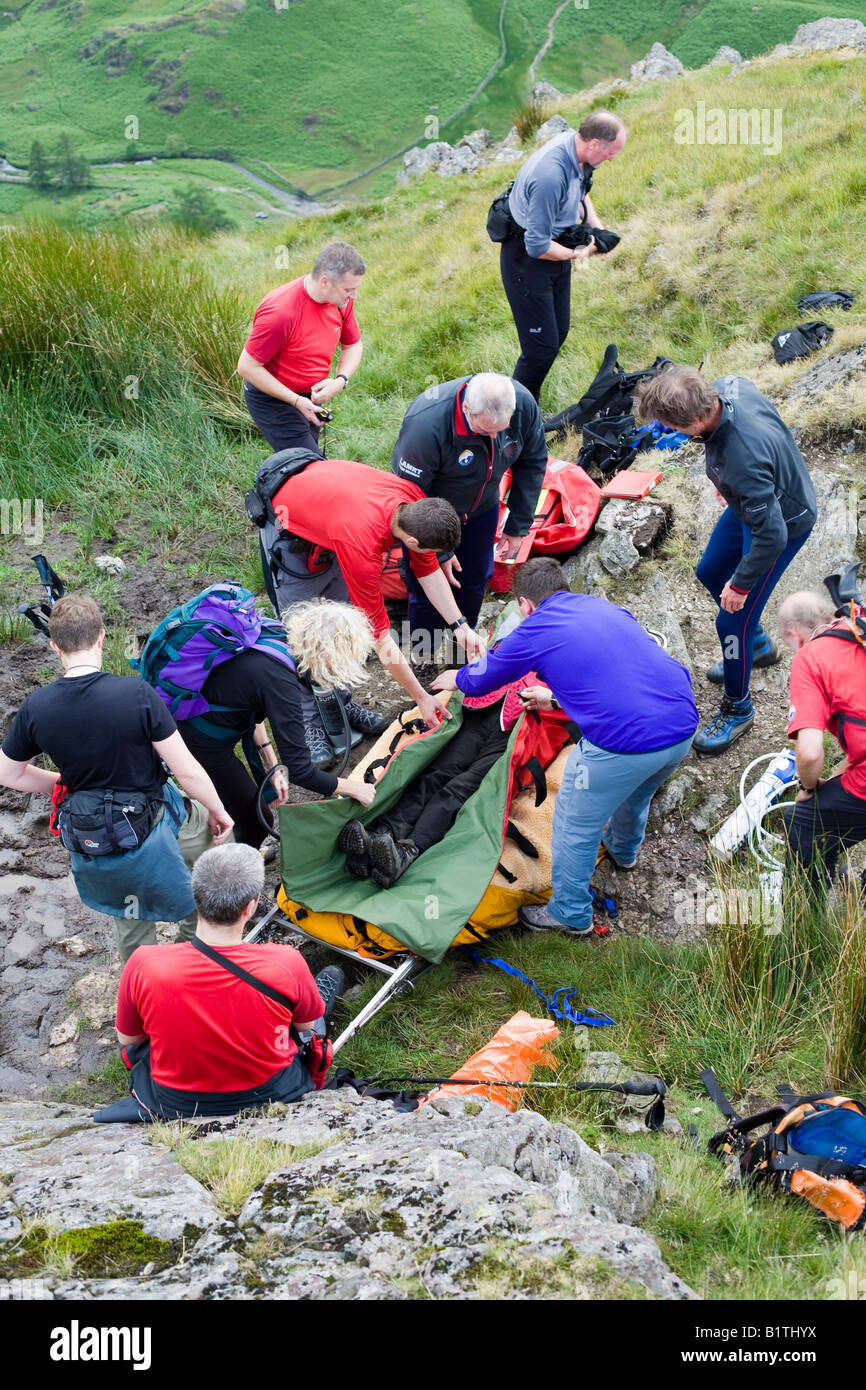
262, 458, 485, 729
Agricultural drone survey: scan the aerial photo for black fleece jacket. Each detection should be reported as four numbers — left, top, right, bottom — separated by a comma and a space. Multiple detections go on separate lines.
391, 376, 548, 536
704, 376, 817, 592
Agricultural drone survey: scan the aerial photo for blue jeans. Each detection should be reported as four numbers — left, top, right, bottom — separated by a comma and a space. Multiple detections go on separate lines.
695, 508, 812, 701
548, 734, 695, 930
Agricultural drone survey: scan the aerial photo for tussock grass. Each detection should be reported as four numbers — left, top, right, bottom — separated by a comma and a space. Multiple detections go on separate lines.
148, 1128, 332, 1216
825, 878, 866, 1090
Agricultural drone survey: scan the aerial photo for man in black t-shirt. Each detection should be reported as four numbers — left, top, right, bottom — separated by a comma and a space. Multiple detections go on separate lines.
0, 594, 233, 962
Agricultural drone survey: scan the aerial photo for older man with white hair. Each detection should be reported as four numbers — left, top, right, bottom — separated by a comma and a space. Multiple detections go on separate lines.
392, 371, 547, 659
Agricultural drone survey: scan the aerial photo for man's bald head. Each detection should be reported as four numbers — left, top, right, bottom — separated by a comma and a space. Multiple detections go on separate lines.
777, 591, 836, 652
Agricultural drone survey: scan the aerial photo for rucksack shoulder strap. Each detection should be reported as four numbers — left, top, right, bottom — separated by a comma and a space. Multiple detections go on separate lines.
188, 936, 298, 1013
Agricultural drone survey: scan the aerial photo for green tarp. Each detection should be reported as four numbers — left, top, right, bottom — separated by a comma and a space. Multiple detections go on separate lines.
277, 693, 521, 963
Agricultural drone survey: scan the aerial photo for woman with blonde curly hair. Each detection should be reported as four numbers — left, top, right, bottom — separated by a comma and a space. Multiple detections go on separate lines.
178, 598, 381, 848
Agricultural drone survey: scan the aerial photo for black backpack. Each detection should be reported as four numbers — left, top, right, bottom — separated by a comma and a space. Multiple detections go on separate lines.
244, 446, 324, 531
575, 414, 648, 478
543, 344, 673, 436
771, 320, 834, 365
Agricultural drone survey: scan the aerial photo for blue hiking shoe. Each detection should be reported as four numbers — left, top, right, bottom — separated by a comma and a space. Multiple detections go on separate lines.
693, 696, 754, 755
707, 630, 781, 684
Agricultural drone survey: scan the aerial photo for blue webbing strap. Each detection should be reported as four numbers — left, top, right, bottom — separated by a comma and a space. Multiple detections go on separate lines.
459, 946, 614, 1028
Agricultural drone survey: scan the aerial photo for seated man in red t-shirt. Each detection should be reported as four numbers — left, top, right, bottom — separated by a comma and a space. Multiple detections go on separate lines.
778, 590, 866, 890
237, 241, 365, 454
106, 844, 344, 1122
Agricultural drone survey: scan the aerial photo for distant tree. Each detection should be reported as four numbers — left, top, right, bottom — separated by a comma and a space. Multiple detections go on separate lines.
55, 133, 90, 192
28, 140, 52, 190
171, 185, 233, 237
123, 141, 140, 162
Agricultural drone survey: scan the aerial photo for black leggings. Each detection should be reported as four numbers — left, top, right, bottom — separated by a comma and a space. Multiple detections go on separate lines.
373, 703, 509, 854
180, 724, 271, 848
783, 776, 866, 890
500, 236, 571, 402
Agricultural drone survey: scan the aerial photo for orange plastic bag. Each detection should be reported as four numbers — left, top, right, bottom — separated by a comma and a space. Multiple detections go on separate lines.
419, 1011, 559, 1112
790, 1170, 866, 1231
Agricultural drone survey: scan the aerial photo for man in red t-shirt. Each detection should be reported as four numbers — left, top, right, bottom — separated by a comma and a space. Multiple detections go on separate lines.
108, 844, 344, 1121
238, 241, 365, 454
778, 590, 866, 888
261, 458, 484, 729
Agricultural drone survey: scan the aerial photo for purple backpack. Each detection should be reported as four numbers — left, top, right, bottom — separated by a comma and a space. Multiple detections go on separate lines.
131, 582, 295, 721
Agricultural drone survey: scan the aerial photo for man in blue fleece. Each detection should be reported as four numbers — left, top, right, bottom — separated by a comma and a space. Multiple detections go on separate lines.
501, 109, 626, 401
433, 558, 698, 936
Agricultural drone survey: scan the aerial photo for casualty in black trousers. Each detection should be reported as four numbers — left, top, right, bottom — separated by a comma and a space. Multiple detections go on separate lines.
499, 236, 572, 402
373, 701, 509, 855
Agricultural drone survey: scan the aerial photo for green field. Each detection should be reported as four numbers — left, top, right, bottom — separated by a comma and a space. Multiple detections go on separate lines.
2, 0, 866, 211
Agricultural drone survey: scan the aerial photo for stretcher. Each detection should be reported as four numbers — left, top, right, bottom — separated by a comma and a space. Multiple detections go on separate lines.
245, 688, 574, 1053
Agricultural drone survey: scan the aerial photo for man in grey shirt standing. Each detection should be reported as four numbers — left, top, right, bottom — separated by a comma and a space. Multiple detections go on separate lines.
500, 109, 626, 402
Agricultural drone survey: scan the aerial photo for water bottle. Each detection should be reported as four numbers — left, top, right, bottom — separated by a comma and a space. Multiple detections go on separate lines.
709, 749, 798, 859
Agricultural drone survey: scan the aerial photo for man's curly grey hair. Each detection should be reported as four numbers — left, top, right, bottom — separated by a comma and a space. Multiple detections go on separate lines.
282, 599, 374, 690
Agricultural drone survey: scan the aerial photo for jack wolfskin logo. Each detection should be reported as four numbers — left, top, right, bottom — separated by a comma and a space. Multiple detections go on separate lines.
777, 333, 791, 348
529, 327, 542, 334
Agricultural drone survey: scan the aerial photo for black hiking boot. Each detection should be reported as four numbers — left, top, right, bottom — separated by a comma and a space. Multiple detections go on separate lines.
338, 819, 373, 879
313, 686, 363, 759
314, 965, 346, 1020
369, 833, 421, 888
305, 722, 336, 769
342, 695, 390, 738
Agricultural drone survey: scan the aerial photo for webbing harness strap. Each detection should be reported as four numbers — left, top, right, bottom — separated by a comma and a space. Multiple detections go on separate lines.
188, 936, 298, 1013
459, 946, 614, 1028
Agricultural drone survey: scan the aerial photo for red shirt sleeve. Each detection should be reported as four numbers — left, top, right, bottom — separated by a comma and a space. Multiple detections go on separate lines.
408, 550, 441, 580
787, 648, 832, 738
336, 542, 391, 639
340, 300, 361, 346
244, 296, 295, 366
287, 952, 325, 1023
115, 954, 145, 1035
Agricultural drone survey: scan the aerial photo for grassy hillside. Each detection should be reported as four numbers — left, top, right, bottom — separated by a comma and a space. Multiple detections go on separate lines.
2, 0, 866, 202
1, 50, 866, 1299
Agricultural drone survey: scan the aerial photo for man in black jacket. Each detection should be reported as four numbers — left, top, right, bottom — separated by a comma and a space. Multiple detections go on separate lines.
392, 372, 547, 659
635, 367, 817, 754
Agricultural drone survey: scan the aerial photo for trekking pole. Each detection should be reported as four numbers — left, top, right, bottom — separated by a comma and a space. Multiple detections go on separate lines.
377, 1076, 665, 1097
31, 554, 65, 606
370, 1076, 667, 1129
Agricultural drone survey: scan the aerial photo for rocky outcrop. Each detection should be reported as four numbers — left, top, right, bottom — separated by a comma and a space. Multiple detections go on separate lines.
707, 45, 743, 66
398, 129, 497, 181
531, 80, 562, 102
790, 17, 866, 49
786, 341, 866, 401
630, 43, 684, 82
0, 1091, 696, 1300
534, 113, 572, 142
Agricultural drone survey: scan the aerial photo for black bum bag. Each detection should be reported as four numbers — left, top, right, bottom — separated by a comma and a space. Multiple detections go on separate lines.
58, 788, 163, 857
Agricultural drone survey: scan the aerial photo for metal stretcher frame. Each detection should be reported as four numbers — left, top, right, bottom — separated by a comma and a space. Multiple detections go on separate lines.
244, 898, 429, 1054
